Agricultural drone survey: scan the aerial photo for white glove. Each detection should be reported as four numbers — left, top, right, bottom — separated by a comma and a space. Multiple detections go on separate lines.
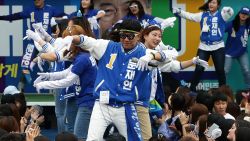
173, 7, 181, 14
136, 53, 154, 71
29, 61, 36, 72
37, 56, 44, 72
55, 48, 71, 62
26, 29, 42, 42
161, 17, 176, 30
88, 16, 99, 30
192, 56, 209, 68
202, 24, 210, 32
29, 56, 43, 72
32, 23, 50, 40
222, 7, 234, 16
34, 82, 43, 94
222, 7, 234, 21
62, 36, 73, 51
34, 72, 50, 85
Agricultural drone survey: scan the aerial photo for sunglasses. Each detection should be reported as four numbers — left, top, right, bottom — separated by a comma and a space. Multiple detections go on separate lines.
119, 33, 137, 40
129, 5, 138, 9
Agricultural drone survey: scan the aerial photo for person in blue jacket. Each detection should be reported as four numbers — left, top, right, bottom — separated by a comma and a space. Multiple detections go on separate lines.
224, 6, 250, 89
173, 0, 234, 91
69, 0, 105, 38
0, 0, 65, 91
63, 19, 167, 141
122, 0, 164, 28
32, 25, 97, 140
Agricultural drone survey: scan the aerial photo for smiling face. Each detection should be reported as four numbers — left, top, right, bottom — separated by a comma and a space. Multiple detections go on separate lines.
81, 0, 91, 9
208, 0, 219, 13
129, 2, 139, 15
144, 29, 162, 49
120, 31, 140, 50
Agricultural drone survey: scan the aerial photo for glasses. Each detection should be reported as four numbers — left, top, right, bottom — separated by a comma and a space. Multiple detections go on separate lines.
129, 5, 138, 9
120, 33, 137, 40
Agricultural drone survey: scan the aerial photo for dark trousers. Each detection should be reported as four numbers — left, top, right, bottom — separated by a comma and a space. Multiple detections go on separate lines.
190, 48, 226, 91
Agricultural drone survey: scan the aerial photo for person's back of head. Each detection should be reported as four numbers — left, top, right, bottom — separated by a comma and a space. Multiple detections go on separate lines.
235, 127, 250, 141
235, 119, 250, 128
169, 93, 185, 111
13, 94, 26, 117
0, 128, 7, 139
196, 90, 213, 112
190, 103, 208, 124
1, 95, 15, 105
226, 102, 241, 119
217, 85, 234, 102
0, 104, 13, 117
0, 116, 20, 132
55, 132, 77, 141
207, 113, 225, 127
34, 136, 51, 141
0, 133, 25, 141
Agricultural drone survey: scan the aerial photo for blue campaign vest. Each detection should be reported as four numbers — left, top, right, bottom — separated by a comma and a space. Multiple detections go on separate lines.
135, 71, 152, 107
136, 69, 165, 107
21, 5, 65, 34
94, 41, 150, 105
225, 21, 250, 57
71, 52, 97, 108
200, 11, 226, 45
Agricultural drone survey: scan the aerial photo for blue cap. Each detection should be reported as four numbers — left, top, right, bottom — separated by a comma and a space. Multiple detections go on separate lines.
240, 7, 250, 15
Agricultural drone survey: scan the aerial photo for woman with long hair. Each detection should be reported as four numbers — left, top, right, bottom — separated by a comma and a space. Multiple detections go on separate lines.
137, 24, 208, 140
31, 24, 97, 140
69, 0, 105, 38
173, 0, 234, 91
224, 6, 250, 89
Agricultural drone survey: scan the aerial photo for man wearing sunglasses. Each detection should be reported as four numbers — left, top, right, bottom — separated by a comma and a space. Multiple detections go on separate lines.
64, 19, 162, 141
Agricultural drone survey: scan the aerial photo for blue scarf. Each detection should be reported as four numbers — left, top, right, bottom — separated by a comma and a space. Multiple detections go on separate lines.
124, 103, 143, 141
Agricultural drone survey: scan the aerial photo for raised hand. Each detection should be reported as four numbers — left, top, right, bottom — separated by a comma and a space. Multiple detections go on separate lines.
26, 29, 42, 42
32, 23, 51, 40
161, 17, 176, 30
172, 7, 181, 14
88, 16, 99, 30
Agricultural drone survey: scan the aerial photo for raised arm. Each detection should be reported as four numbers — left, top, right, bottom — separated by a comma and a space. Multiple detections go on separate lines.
69, 35, 110, 60
34, 71, 78, 90
173, 7, 202, 22
0, 12, 29, 21
96, 10, 106, 19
